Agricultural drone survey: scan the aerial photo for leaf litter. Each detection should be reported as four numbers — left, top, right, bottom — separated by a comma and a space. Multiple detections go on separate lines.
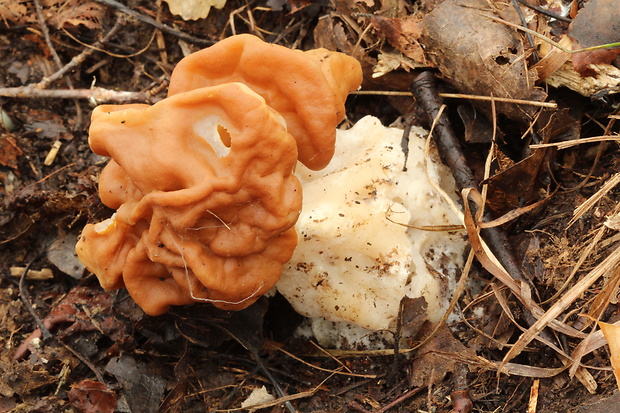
1, 0, 620, 412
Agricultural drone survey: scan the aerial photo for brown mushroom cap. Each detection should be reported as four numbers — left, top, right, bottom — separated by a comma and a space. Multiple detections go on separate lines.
167, 34, 363, 170
76, 83, 302, 315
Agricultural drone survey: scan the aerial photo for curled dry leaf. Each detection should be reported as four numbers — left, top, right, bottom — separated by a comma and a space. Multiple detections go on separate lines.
371, 14, 429, 69
598, 321, 620, 392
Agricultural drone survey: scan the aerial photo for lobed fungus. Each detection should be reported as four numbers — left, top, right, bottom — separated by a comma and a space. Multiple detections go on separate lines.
167, 34, 362, 170
76, 35, 362, 316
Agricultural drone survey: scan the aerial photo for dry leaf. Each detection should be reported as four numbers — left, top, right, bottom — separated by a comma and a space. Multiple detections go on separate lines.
409, 325, 476, 387
0, 1, 29, 23
568, 0, 620, 76
0, 135, 22, 170
162, 0, 226, 20
371, 14, 428, 66
597, 321, 620, 391
68, 380, 117, 413
0, 0, 105, 29
422, 0, 546, 123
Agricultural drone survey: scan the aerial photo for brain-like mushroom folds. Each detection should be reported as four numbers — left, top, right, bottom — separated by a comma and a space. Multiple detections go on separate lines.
76, 35, 362, 316
168, 34, 362, 170
77, 83, 301, 315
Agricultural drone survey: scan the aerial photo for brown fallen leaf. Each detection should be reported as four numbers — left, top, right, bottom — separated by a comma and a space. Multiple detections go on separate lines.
568, 0, 620, 77
0, 135, 22, 170
421, 0, 546, 123
0, 0, 105, 30
409, 325, 476, 387
598, 321, 620, 392
371, 14, 429, 66
14, 286, 129, 360
68, 380, 117, 413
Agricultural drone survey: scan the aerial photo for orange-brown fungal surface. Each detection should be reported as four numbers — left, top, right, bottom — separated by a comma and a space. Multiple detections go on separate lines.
167, 34, 363, 170
76, 83, 302, 315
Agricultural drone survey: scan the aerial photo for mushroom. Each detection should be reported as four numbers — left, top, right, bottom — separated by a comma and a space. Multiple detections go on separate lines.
167, 34, 363, 170
277, 116, 466, 347
77, 83, 302, 315
76, 36, 363, 316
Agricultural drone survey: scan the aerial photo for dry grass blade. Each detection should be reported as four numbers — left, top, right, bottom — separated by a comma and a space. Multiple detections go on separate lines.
573, 319, 620, 358
568, 173, 620, 228
215, 372, 337, 412
530, 135, 620, 150
267, 342, 377, 379
462, 187, 522, 296
500, 244, 620, 370
587, 264, 620, 321
566, 264, 620, 389
541, 225, 607, 305
561, 352, 598, 394
434, 351, 568, 378
478, 196, 550, 229
527, 379, 539, 413
482, 14, 620, 54
489, 284, 570, 358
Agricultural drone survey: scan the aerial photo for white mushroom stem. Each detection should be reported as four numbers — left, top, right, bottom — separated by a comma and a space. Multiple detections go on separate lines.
277, 116, 467, 347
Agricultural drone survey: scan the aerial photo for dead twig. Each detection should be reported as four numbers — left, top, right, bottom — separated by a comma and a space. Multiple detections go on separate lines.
33, 0, 83, 126
372, 387, 424, 413
353, 91, 558, 108
38, 17, 126, 89
516, 0, 572, 23
410, 71, 534, 290
94, 0, 213, 46
18, 254, 52, 341
0, 85, 154, 103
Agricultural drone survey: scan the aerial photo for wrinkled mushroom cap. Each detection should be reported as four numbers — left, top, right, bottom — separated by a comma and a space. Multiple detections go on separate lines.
76, 83, 302, 315
168, 34, 363, 170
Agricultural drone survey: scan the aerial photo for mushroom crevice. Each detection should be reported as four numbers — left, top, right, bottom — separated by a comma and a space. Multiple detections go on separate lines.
76, 35, 362, 316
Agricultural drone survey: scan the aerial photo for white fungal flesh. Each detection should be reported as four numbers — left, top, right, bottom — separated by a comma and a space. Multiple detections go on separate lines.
277, 116, 466, 347
193, 115, 231, 158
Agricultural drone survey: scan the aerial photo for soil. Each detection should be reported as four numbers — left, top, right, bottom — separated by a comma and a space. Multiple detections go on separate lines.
1, 1, 620, 412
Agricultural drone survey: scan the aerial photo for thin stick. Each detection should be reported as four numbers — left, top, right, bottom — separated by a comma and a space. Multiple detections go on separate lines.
33, 0, 67, 79
373, 386, 424, 413
18, 254, 52, 340
33, 0, 83, 125
39, 18, 125, 88
516, 0, 571, 23
353, 90, 558, 108
484, 14, 620, 54
0, 86, 152, 103
438, 93, 557, 108
410, 72, 534, 289
531, 135, 620, 149
95, 0, 213, 46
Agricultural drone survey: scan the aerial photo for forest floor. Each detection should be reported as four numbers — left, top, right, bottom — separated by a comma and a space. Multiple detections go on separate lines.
1, 0, 620, 412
